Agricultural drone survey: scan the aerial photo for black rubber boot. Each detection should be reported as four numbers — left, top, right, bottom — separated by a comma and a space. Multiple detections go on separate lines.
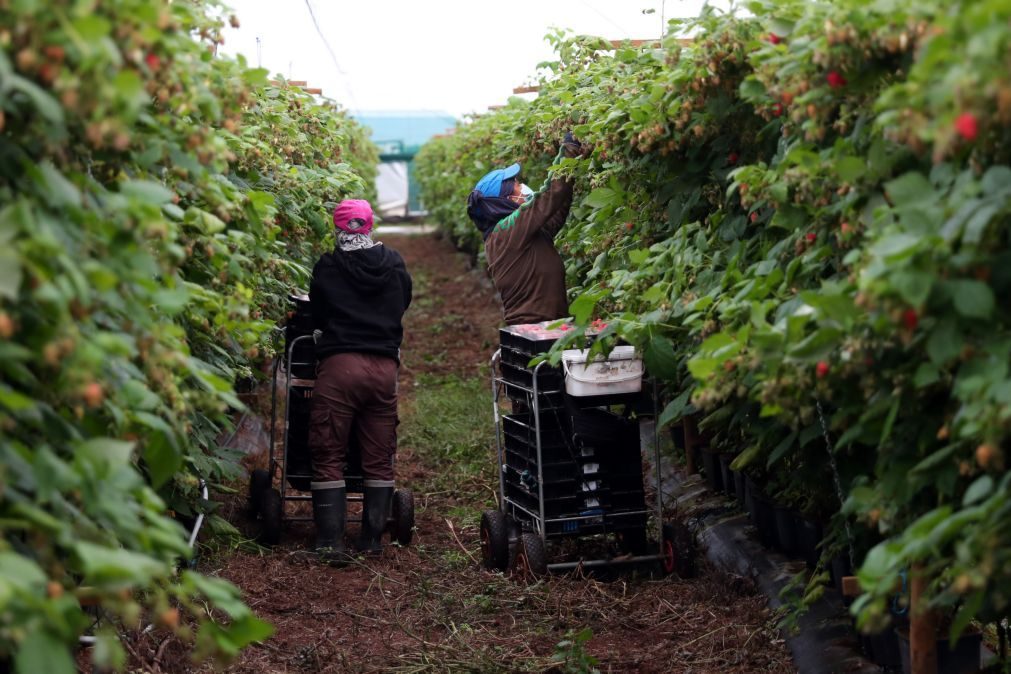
357, 486, 393, 555
312, 487, 349, 565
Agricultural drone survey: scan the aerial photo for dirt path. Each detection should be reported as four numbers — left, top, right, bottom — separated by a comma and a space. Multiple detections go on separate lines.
157, 232, 795, 673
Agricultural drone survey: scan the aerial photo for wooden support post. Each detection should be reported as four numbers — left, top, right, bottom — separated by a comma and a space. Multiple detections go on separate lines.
512, 85, 540, 94
683, 416, 698, 474
910, 566, 938, 674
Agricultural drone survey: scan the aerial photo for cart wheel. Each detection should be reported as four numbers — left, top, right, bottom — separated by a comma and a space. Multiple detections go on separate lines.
505, 516, 522, 568
660, 523, 678, 576
258, 489, 283, 546
514, 532, 548, 580
479, 510, 510, 571
391, 488, 415, 546
248, 469, 271, 515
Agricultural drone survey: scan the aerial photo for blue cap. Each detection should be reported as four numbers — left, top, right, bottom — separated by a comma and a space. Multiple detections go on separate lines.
473, 163, 521, 198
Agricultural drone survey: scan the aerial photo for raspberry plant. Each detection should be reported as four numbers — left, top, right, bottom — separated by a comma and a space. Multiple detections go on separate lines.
0, 0, 376, 670
417, 0, 1011, 639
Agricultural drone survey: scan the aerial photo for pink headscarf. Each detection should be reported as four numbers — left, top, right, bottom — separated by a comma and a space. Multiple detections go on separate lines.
333, 199, 374, 235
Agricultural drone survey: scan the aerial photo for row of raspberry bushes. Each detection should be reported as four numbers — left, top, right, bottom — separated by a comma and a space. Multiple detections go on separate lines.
0, 0, 377, 670
417, 0, 1011, 638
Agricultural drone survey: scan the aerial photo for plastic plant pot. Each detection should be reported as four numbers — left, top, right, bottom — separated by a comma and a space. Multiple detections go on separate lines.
773, 506, 799, 555
733, 469, 746, 508
797, 517, 823, 570
895, 625, 982, 674
701, 448, 722, 491
718, 452, 736, 497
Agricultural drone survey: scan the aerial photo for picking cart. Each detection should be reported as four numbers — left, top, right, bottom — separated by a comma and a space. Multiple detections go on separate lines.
480, 322, 679, 577
248, 294, 415, 547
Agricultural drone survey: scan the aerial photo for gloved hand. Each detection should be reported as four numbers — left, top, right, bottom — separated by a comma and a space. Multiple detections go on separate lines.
561, 131, 582, 157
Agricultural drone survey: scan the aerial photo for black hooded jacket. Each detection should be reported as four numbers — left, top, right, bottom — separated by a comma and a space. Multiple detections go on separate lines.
309, 244, 413, 363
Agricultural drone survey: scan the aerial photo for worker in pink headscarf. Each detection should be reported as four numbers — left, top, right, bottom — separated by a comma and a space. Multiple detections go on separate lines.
307, 199, 412, 563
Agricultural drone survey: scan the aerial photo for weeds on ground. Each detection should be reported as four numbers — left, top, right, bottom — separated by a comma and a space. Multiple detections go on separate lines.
400, 373, 495, 501
552, 627, 600, 674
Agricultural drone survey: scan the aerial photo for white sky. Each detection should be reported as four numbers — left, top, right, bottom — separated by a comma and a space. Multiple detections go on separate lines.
220, 0, 715, 120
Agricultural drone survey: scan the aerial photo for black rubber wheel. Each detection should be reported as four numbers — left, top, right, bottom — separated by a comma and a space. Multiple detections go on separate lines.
479, 510, 510, 571
514, 532, 548, 580
660, 523, 678, 576
258, 489, 283, 546
248, 468, 271, 514
505, 516, 522, 568
391, 488, 415, 546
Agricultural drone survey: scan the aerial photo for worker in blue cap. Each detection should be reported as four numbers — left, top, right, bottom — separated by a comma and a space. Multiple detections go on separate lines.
467, 133, 584, 325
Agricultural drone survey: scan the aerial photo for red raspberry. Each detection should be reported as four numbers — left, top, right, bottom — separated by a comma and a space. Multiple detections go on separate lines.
826, 71, 847, 89
955, 112, 978, 141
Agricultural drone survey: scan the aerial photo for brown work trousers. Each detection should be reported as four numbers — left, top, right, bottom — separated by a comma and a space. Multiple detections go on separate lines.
308, 352, 399, 490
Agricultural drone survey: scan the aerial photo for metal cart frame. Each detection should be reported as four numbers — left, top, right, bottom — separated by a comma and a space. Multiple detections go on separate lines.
484, 349, 674, 575
248, 326, 414, 547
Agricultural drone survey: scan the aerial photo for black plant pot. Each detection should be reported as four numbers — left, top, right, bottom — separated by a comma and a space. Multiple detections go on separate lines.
718, 452, 736, 496
774, 506, 799, 555
733, 469, 746, 508
861, 620, 904, 670
701, 448, 722, 491
830, 553, 852, 595
896, 626, 982, 674
744, 478, 777, 548
796, 517, 823, 570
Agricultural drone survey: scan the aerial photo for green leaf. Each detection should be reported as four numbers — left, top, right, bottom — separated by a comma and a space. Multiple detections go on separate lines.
143, 431, 182, 489
835, 157, 866, 183
870, 234, 920, 259
627, 248, 651, 265
927, 319, 961, 364
885, 172, 933, 207
911, 445, 957, 474
962, 475, 993, 506
738, 77, 766, 100
6, 75, 62, 125
0, 552, 47, 591
73, 542, 167, 587
658, 389, 691, 429
120, 180, 174, 205
582, 188, 619, 209
0, 249, 22, 299
946, 280, 994, 319
15, 630, 76, 674
77, 438, 135, 466
787, 327, 841, 360
766, 431, 796, 468
644, 335, 678, 379
913, 363, 939, 388
569, 292, 599, 324
890, 271, 933, 307
72, 15, 113, 44
949, 591, 984, 645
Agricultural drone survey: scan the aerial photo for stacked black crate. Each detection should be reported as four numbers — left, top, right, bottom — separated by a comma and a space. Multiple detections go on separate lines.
569, 408, 648, 539
499, 324, 577, 536
498, 324, 648, 539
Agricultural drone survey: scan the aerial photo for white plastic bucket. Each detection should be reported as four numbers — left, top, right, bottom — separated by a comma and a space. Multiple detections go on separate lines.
561, 346, 644, 397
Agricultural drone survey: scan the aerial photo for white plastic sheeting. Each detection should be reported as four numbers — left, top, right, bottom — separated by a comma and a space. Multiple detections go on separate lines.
376, 161, 409, 217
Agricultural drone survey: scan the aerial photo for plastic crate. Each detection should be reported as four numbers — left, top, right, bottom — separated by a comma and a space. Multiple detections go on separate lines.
501, 361, 563, 391
502, 413, 569, 448
499, 322, 570, 356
